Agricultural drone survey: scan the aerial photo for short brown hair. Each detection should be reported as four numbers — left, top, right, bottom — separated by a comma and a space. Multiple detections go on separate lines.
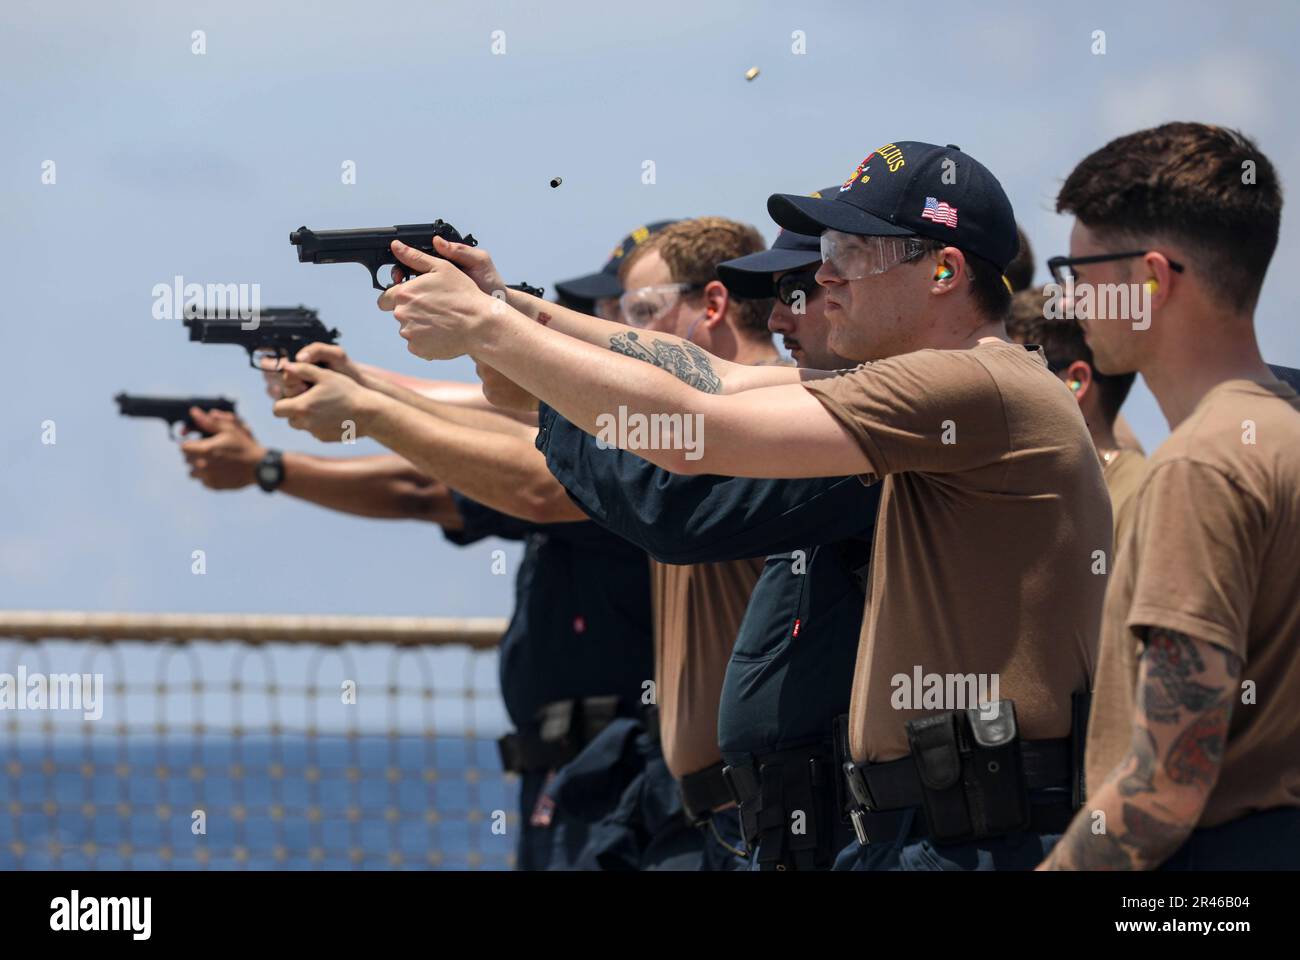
1004, 224, 1035, 292
1057, 122, 1282, 310
1006, 289, 1135, 422
620, 216, 773, 337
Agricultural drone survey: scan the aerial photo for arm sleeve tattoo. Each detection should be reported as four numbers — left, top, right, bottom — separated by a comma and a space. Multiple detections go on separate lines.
1044, 628, 1242, 870
607, 331, 723, 394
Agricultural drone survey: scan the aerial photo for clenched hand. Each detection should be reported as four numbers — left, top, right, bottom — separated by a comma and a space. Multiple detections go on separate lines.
377, 239, 497, 360
272, 363, 376, 442
180, 408, 266, 489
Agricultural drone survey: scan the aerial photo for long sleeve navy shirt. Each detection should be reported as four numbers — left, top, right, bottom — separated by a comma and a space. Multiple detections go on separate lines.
535, 404, 881, 760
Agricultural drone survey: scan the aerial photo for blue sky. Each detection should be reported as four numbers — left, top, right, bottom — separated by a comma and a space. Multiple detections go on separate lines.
3, 0, 1297, 617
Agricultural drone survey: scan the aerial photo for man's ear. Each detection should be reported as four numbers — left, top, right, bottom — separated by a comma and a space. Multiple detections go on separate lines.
1063, 359, 1093, 402
1141, 249, 1176, 311
702, 279, 729, 326
930, 247, 965, 296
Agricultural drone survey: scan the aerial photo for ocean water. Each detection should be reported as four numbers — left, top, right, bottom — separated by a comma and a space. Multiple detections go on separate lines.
0, 733, 520, 870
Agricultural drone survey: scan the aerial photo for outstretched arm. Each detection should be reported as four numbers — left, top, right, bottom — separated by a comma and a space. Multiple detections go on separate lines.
377, 243, 864, 479
291, 343, 537, 436
265, 346, 523, 420
356, 366, 485, 404
271, 364, 587, 523
501, 285, 795, 395
479, 315, 860, 477
421, 236, 805, 395
360, 392, 585, 524
538, 405, 879, 562
181, 408, 462, 525
274, 453, 462, 523
1039, 628, 1241, 870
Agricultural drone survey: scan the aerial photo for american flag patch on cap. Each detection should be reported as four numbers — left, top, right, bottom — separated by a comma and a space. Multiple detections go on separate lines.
921, 196, 959, 228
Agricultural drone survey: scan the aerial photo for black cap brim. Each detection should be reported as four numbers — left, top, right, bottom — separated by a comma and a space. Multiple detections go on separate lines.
717, 248, 822, 299
767, 193, 914, 238
553, 271, 621, 302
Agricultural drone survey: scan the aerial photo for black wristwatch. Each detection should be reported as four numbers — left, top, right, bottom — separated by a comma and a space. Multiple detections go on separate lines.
255, 448, 285, 493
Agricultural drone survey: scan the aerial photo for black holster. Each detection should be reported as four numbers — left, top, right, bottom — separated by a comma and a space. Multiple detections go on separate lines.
723, 742, 846, 871
497, 694, 621, 774
905, 700, 1029, 844
838, 693, 1090, 847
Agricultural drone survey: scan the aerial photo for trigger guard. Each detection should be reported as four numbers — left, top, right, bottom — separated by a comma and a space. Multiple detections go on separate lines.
370, 263, 401, 292
374, 263, 411, 292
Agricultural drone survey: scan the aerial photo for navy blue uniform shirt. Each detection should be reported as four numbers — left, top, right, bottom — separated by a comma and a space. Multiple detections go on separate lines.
535, 405, 881, 760
444, 492, 653, 733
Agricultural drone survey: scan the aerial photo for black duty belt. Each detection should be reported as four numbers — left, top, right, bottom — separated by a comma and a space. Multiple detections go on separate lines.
497, 694, 621, 775
833, 695, 1090, 847
722, 741, 850, 870
840, 736, 1074, 844
844, 797, 1076, 845
679, 761, 733, 826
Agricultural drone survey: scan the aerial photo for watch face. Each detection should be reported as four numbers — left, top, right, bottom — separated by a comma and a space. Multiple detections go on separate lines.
256, 455, 282, 490
256, 450, 283, 491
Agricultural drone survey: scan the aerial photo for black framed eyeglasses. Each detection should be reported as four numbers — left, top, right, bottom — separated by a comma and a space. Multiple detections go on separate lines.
1047, 251, 1185, 286
775, 268, 821, 306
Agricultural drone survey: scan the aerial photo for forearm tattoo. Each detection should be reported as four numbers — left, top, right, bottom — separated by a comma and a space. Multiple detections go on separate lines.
607, 332, 723, 394
1045, 628, 1242, 871
1117, 727, 1157, 798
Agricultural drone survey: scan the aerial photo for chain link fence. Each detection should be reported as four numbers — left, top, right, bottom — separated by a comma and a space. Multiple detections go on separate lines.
0, 611, 517, 870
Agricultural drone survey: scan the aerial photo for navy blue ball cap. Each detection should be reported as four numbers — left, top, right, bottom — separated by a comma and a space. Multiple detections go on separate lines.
716, 187, 836, 299
768, 142, 1019, 271
554, 220, 678, 302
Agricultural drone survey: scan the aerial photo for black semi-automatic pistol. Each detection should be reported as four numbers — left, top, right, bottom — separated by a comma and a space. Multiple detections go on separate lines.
289, 221, 545, 298
115, 393, 237, 439
183, 305, 339, 369
290, 220, 477, 292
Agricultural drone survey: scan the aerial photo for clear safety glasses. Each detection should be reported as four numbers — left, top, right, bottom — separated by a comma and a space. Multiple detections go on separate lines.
618, 282, 704, 328
819, 231, 927, 281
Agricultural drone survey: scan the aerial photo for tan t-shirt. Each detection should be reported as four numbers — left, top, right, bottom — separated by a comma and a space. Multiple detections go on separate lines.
805, 340, 1112, 762
1103, 448, 1148, 546
1085, 379, 1300, 827
652, 556, 763, 778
